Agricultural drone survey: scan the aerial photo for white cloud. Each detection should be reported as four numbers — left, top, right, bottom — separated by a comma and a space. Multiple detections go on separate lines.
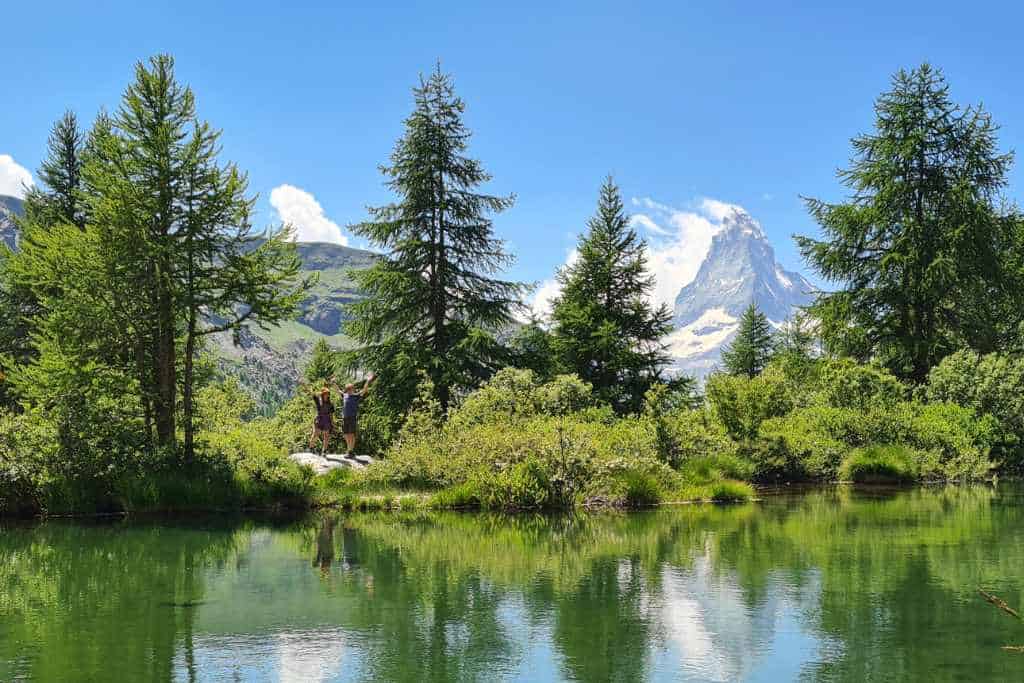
698, 197, 745, 222
270, 184, 349, 246
528, 248, 578, 320
630, 213, 670, 236
530, 195, 752, 320
0, 155, 33, 198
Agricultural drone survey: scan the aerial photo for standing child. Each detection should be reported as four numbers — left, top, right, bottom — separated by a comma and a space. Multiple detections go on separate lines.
342, 372, 376, 457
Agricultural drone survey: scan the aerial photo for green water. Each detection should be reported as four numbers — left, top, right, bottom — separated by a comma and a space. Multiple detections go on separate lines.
3, 485, 1024, 682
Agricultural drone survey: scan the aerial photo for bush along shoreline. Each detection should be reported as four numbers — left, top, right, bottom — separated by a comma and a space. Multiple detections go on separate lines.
3, 61, 1023, 517
3, 353, 1020, 517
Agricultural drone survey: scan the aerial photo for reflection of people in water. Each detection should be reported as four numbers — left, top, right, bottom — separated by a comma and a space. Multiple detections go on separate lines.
314, 517, 335, 575
341, 525, 359, 570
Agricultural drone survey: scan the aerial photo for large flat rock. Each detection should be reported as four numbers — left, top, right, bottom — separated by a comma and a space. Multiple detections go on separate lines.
289, 452, 375, 475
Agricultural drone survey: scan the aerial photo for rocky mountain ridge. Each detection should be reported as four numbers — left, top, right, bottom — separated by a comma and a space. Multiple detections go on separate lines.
668, 208, 815, 377
0, 192, 815, 400
0, 195, 23, 250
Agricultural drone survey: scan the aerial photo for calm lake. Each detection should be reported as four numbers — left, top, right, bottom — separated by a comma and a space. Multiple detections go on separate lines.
3, 484, 1024, 681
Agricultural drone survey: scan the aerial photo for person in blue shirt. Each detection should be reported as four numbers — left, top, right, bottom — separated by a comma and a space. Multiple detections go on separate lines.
342, 372, 376, 457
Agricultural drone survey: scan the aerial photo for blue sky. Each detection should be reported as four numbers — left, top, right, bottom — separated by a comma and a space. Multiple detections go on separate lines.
3, 0, 1024, 310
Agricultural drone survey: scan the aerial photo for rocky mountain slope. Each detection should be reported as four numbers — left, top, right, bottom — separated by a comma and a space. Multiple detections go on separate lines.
668, 207, 815, 377
2, 191, 815, 399
211, 241, 377, 411
0, 195, 23, 250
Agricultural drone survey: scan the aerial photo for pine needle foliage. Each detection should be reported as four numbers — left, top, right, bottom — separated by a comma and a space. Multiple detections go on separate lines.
797, 64, 1023, 381
551, 177, 672, 413
345, 65, 526, 412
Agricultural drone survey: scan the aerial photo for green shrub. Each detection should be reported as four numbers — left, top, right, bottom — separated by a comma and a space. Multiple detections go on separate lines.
817, 358, 906, 410
662, 410, 738, 466
643, 383, 714, 466
839, 444, 918, 483
448, 368, 596, 430
758, 406, 862, 478
708, 480, 755, 502
706, 367, 793, 441
759, 401, 996, 481
678, 452, 755, 483
0, 409, 56, 515
477, 458, 553, 509
195, 377, 257, 433
926, 350, 1024, 470
368, 407, 672, 508
430, 482, 482, 508
620, 471, 662, 506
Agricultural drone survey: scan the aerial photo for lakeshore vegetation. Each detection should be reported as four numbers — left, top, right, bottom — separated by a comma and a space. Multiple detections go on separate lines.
2, 57, 1024, 516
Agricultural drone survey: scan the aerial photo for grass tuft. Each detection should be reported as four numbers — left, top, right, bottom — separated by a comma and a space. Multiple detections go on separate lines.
839, 444, 918, 483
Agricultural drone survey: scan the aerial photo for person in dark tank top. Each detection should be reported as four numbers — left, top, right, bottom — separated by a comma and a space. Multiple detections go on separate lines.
309, 381, 338, 455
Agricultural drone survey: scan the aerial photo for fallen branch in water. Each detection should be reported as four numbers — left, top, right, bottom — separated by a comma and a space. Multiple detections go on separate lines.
979, 588, 1023, 621
979, 587, 1024, 653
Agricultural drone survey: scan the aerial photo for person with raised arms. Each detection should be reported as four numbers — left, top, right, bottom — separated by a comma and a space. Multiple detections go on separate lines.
342, 372, 376, 458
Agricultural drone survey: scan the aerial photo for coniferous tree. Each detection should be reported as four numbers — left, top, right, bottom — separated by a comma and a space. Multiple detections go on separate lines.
1, 112, 88, 406
772, 311, 817, 361
551, 177, 672, 413
8, 55, 307, 459
721, 303, 773, 378
509, 317, 561, 382
797, 64, 1024, 381
345, 65, 526, 413
22, 110, 86, 229
304, 338, 337, 384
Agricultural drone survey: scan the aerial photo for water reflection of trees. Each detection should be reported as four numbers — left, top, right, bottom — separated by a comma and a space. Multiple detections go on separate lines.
335, 485, 1024, 681
4, 486, 1024, 681
0, 520, 246, 681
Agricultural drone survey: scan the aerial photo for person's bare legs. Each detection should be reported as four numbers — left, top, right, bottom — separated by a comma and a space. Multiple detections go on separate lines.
321, 430, 330, 456
309, 425, 319, 450
344, 433, 355, 455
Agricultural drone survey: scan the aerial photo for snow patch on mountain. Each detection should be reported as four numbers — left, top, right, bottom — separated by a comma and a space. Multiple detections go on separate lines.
669, 207, 814, 378
666, 307, 738, 357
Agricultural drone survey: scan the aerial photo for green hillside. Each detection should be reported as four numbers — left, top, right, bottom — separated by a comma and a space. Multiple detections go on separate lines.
211, 241, 376, 412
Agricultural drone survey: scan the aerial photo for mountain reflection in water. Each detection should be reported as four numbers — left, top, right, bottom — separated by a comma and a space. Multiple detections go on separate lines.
2, 485, 1023, 681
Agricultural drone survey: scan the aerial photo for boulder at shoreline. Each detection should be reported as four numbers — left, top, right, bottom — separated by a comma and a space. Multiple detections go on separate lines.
289, 452, 375, 475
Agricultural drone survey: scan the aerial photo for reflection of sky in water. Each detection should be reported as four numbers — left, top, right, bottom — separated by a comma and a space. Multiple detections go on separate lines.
9, 488, 1024, 681
174, 629, 356, 682
651, 559, 842, 682
173, 540, 839, 681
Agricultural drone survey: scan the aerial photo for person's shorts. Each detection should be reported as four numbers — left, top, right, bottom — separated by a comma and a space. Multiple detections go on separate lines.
342, 415, 357, 434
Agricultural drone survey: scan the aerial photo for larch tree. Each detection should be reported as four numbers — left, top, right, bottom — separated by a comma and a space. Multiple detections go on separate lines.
797, 64, 1023, 381
12, 55, 307, 459
345, 65, 525, 412
304, 338, 337, 385
550, 176, 672, 414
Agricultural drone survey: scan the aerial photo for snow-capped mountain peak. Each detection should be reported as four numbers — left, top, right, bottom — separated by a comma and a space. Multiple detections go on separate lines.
669, 209, 813, 377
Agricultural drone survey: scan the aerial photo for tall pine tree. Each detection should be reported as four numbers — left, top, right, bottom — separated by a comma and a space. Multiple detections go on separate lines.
304, 338, 337, 384
1, 111, 88, 407
345, 65, 525, 412
797, 64, 1023, 381
720, 303, 773, 378
8, 55, 307, 459
551, 177, 672, 413
22, 111, 86, 230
